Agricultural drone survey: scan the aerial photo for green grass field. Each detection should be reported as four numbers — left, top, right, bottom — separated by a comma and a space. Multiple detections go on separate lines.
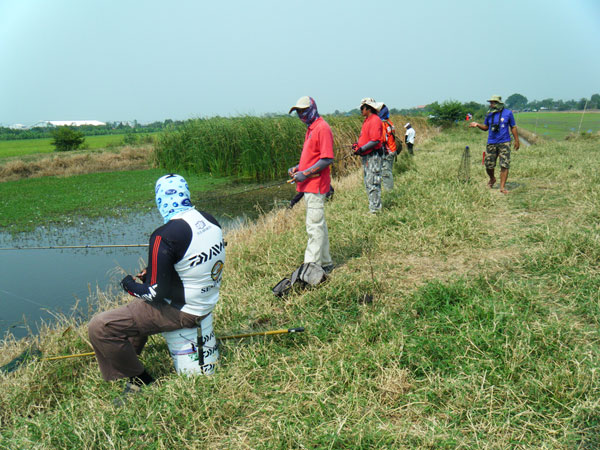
0, 169, 233, 232
1, 127, 599, 448
0, 133, 158, 159
515, 111, 600, 139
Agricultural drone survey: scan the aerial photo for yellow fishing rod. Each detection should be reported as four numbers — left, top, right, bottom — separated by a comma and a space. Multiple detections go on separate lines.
39, 327, 305, 362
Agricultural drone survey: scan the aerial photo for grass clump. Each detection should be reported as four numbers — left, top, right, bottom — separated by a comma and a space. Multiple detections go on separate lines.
155, 116, 306, 181
1, 126, 599, 448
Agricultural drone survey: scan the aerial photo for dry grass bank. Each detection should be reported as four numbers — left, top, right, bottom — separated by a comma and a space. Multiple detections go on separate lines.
517, 126, 543, 144
2, 125, 598, 449
0, 145, 154, 182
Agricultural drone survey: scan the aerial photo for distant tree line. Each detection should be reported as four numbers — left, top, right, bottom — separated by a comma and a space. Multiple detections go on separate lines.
4, 93, 598, 141
0, 119, 186, 141
395, 93, 600, 127
330, 93, 600, 126
405, 93, 599, 116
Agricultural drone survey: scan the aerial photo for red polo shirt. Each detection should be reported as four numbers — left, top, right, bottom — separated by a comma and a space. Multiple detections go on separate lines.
357, 114, 383, 154
297, 117, 334, 194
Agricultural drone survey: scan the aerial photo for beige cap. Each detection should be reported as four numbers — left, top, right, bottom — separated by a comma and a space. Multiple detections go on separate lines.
487, 94, 503, 104
289, 96, 311, 114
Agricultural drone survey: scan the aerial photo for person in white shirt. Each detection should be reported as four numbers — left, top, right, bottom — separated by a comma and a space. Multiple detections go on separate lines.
404, 123, 416, 155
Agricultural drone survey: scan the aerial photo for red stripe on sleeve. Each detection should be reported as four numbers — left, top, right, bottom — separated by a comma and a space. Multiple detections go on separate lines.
150, 236, 161, 285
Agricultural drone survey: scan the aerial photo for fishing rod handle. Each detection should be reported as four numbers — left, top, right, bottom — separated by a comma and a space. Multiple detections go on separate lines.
218, 327, 305, 340
42, 351, 96, 361
264, 327, 305, 335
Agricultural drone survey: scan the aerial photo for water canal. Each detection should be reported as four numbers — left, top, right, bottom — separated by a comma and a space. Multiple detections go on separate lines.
0, 181, 296, 339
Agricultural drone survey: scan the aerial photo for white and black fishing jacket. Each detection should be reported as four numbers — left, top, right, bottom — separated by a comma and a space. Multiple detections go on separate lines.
122, 208, 225, 317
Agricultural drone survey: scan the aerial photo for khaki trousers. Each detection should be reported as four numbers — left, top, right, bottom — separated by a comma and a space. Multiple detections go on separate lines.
88, 299, 202, 381
304, 192, 332, 267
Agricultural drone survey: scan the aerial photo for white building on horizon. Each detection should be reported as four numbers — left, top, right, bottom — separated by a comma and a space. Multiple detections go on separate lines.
7, 123, 28, 130
30, 120, 106, 128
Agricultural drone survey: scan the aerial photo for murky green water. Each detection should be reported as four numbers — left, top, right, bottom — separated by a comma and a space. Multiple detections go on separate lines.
0, 182, 296, 339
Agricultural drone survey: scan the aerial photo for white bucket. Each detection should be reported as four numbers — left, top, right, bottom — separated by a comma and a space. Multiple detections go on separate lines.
162, 313, 218, 375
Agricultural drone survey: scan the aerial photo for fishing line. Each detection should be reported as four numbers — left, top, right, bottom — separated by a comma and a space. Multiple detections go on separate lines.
0, 288, 50, 309
0, 244, 149, 251
197, 179, 293, 202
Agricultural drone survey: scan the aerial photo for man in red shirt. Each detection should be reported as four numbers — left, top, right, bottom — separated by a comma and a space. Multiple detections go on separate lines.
353, 98, 384, 213
288, 96, 334, 272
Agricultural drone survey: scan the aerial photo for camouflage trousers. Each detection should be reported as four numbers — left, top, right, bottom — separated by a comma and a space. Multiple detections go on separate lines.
485, 142, 511, 169
382, 152, 396, 190
361, 151, 383, 213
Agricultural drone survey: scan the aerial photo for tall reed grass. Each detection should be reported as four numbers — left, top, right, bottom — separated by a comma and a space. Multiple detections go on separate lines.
155, 116, 306, 181
154, 115, 430, 181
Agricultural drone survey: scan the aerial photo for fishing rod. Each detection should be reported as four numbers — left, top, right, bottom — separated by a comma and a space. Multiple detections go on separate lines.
0, 244, 149, 251
0, 181, 297, 251
217, 327, 304, 340
200, 178, 294, 201
199, 161, 350, 203
38, 327, 305, 362
42, 351, 95, 362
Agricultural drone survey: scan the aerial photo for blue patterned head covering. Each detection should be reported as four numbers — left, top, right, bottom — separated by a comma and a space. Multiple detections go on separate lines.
155, 174, 193, 223
378, 104, 390, 121
297, 97, 320, 126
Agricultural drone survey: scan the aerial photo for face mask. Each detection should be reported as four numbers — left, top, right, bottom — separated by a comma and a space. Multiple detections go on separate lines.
488, 103, 503, 113
296, 97, 320, 125
155, 174, 193, 223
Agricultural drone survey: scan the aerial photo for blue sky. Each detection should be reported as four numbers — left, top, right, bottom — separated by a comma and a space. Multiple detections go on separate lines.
1, 0, 598, 125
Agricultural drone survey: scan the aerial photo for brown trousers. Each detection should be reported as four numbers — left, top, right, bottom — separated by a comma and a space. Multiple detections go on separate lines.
88, 299, 202, 381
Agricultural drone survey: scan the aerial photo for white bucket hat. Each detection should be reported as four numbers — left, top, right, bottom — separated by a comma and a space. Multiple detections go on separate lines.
360, 98, 382, 111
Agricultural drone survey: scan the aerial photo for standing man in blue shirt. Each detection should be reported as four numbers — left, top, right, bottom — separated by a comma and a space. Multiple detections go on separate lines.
469, 95, 520, 194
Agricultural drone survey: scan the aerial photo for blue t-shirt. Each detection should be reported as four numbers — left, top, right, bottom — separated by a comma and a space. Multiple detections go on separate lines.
484, 108, 515, 144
